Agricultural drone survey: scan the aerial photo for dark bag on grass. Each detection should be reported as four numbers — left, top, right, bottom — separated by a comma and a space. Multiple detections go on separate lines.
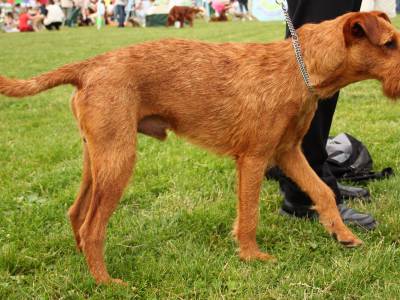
326, 133, 394, 182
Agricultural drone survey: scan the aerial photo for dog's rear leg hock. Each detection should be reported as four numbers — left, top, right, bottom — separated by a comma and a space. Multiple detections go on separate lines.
234, 155, 275, 261
277, 148, 362, 247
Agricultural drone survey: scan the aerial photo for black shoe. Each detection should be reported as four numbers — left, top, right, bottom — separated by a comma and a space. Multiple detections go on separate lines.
337, 204, 376, 230
280, 198, 377, 230
338, 183, 370, 201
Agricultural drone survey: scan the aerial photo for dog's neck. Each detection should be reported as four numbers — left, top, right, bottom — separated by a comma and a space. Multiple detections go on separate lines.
297, 18, 372, 100
243, 40, 318, 104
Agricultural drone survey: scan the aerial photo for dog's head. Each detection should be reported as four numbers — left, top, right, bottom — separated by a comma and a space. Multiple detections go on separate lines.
192, 6, 205, 17
300, 11, 400, 99
343, 11, 400, 99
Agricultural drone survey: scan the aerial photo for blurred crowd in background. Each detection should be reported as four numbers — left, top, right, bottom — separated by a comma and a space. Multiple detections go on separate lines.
0, 0, 399, 33
0, 0, 255, 32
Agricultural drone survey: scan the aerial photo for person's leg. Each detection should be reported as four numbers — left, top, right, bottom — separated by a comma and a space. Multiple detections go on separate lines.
275, 0, 375, 229
62, 7, 68, 25
242, 0, 248, 13
117, 5, 123, 26
117, 5, 125, 27
69, 7, 81, 27
284, 0, 363, 204
281, 0, 362, 204
32, 16, 44, 31
238, 0, 245, 13
121, 5, 126, 25
65, 7, 73, 26
115, 5, 120, 25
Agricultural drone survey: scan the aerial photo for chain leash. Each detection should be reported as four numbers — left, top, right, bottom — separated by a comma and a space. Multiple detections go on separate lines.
275, 0, 316, 95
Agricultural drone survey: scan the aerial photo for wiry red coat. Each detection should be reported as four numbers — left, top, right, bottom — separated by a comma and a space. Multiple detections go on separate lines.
0, 11, 399, 284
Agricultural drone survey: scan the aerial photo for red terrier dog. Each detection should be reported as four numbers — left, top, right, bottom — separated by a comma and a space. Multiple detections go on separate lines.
0, 11, 399, 284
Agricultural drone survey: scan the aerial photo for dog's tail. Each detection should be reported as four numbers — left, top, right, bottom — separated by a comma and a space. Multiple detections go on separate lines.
0, 62, 83, 98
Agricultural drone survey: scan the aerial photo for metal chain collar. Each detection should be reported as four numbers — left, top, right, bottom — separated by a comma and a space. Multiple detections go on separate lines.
275, 0, 316, 95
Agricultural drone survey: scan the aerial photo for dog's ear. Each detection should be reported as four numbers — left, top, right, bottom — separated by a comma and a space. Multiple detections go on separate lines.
369, 10, 391, 23
343, 12, 387, 46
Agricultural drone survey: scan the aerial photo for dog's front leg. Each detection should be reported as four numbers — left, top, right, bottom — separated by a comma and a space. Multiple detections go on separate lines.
233, 155, 275, 261
277, 147, 362, 247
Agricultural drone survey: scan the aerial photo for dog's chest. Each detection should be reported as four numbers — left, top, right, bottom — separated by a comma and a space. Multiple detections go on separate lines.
277, 100, 318, 150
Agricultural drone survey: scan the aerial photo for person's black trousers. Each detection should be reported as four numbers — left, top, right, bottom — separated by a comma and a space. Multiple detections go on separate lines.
277, 0, 362, 207
45, 22, 62, 31
116, 4, 126, 27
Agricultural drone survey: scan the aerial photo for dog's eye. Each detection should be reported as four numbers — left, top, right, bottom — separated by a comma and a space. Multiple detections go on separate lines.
384, 39, 396, 49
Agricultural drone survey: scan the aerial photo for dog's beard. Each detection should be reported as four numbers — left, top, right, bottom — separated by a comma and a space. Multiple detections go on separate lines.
382, 77, 400, 100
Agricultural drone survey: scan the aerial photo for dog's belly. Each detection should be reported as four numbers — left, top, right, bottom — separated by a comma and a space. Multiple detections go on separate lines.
137, 99, 271, 156
138, 114, 253, 156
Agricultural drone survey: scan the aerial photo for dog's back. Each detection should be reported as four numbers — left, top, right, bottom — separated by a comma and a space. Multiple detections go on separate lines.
0, 38, 294, 155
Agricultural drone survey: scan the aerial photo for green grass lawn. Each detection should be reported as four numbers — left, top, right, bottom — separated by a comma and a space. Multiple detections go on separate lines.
1, 19, 400, 299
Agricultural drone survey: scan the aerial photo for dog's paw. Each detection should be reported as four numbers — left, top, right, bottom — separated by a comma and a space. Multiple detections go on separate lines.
340, 238, 363, 248
239, 250, 276, 262
332, 232, 363, 248
110, 278, 128, 286
96, 277, 128, 286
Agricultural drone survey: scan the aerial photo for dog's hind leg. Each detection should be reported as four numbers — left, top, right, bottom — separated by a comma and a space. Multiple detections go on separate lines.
277, 147, 363, 247
67, 90, 93, 251
76, 91, 137, 284
233, 155, 275, 261
80, 129, 136, 284
68, 143, 92, 252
